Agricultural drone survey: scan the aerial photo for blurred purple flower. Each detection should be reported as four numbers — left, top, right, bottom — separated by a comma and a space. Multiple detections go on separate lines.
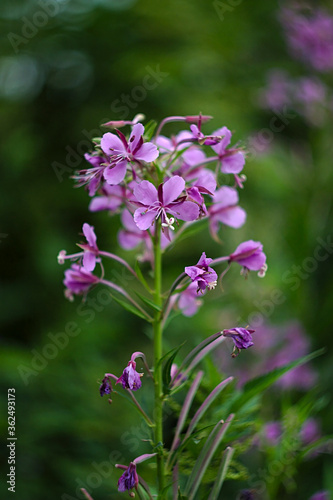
263, 421, 282, 445
185, 252, 218, 292
259, 70, 293, 111
208, 186, 246, 237
178, 281, 204, 316
300, 418, 321, 446
309, 492, 330, 500
281, 6, 333, 72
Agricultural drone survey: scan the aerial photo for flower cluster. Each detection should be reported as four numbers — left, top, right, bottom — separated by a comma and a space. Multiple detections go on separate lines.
57, 113, 268, 496
280, 5, 333, 73
259, 4, 333, 127
58, 114, 266, 307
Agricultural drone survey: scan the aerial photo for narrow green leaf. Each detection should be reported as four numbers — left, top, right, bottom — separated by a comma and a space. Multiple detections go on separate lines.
185, 415, 234, 499
135, 291, 162, 312
135, 260, 153, 293
162, 344, 186, 391
207, 447, 234, 500
169, 371, 204, 457
229, 348, 325, 413
182, 377, 233, 444
111, 295, 149, 321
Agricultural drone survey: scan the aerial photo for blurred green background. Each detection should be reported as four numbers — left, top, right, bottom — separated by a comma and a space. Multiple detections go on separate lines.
1, 0, 333, 498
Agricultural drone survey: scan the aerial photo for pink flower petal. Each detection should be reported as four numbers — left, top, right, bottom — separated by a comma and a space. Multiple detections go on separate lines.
162, 176, 185, 205
169, 200, 199, 221
118, 230, 144, 250
82, 223, 97, 248
83, 251, 96, 272
213, 186, 239, 206
133, 180, 158, 205
134, 208, 157, 230
129, 123, 145, 152
135, 142, 159, 162
221, 151, 245, 174
213, 206, 246, 228
101, 132, 127, 156
103, 160, 127, 185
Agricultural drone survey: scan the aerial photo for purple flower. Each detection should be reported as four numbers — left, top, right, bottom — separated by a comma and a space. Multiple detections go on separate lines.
63, 264, 99, 301
239, 490, 256, 500
229, 240, 267, 276
259, 70, 293, 111
73, 154, 107, 196
76, 223, 99, 272
118, 462, 139, 494
300, 418, 321, 446
118, 209, 171, 264
263, 421, 282, 445
223, 327, 255, 357
117, 360, 142, 391
281, 7, 333, 72
185, 252, 218, 292
133, 176, 199, 231
186, 170, 217, 215
208, 186, 246, 237
99, 375, 112, 397
118, 209, 150, 250
309, 492, 330, 500
89, 184, 125, 213
178, 281, 204, 316
155, 130, 193, 153
100, 123, 159, 185
57, 224, 100, 273
211, 126, 245, 174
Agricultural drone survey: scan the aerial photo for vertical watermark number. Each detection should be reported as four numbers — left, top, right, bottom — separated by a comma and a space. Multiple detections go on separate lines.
7, 388, 16, 493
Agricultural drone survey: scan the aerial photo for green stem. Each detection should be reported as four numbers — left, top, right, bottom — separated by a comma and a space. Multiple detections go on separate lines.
153, 219, 165, 496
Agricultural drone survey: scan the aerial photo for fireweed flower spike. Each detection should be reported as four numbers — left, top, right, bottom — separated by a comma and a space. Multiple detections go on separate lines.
223, 327, 255, 357
100, 123, 159, 185
133, 175, 199, 231
185, 252, 218, 292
